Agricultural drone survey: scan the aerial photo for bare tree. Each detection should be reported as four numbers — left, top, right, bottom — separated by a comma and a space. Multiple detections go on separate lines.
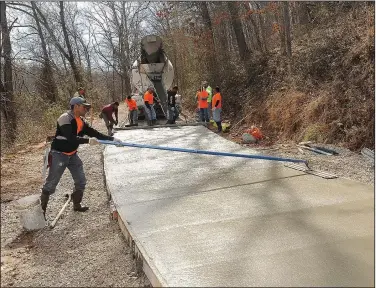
228, 2, 250, 62
199, 2, 218, 81
31, 1, 57, 102
1, 1, 17, 143
59, 1, 82, 85
283, 1, 292, 58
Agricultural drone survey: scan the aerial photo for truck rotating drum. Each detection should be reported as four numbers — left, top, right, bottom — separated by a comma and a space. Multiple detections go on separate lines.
131, 35, 174, 119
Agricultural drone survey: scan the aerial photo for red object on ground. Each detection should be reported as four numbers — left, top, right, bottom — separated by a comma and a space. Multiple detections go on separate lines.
246, 127, 263, 140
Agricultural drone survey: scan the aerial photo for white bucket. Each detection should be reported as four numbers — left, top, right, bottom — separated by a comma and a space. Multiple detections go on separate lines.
14, 194, 46, 231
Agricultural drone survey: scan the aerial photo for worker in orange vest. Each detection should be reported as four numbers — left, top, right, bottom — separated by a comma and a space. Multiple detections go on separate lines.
143, 86, 157, 126
125, 95, 138, 126
198, 87, 210, 123
195, 88, 201, 121
212, 86, 222, 133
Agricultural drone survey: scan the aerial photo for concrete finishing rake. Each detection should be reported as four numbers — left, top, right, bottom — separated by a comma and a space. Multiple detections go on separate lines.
98, 139, 310, 167
99, 140, 337, 179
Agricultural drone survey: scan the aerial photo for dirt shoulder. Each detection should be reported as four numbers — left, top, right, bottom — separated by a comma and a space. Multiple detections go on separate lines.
219, 130, 374, 185
1, 104, 150, 287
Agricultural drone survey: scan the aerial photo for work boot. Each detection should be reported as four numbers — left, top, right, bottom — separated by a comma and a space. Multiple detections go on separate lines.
147, 120, 152, 126
40, 193, 50, 219
71, 190, 89, 212
152, 120, 157, 125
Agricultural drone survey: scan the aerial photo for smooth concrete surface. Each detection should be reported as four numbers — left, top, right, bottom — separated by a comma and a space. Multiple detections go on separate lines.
103, 126, 374, 287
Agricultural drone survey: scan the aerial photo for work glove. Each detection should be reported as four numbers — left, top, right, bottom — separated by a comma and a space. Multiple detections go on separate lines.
89, 138, 100, 145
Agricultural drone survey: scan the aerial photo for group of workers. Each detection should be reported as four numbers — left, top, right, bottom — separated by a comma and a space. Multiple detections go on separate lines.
95, 85, 181, 136
99, 81, 222, 136
196, 81, 223, 133
39, 82, 222, 220
139, 85, 180, 126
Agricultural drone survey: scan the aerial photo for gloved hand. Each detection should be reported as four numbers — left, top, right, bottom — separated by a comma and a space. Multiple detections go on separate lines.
171, 107, 175, 111
113, 137, 122, 143
89, 138, 100, 145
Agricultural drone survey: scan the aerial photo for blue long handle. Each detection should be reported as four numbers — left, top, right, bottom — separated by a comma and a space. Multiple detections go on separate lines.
99, 140, 308, 165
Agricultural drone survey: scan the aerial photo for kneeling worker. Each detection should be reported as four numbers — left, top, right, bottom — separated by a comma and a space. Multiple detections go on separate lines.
125, 95, 138, 126
100, 102, 119, 135
40, 96, 121, 217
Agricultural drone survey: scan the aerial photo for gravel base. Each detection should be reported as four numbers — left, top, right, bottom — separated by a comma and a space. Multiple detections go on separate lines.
1, 105, 150, 287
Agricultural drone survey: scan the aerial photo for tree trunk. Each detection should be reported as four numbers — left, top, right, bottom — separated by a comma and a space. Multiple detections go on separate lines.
59, 1, 82, 85
246, 10, 263, 52
298, 2, 310, 25
200, 2, 218, 82
283, 1, 292, 58
31, 1, 57, 102
120, 2, 131, 96
228, 1, 250, 62
254, 2, 268, 53
275, 3, 287, 55
110, 2, 131, 96
0, 1, 17, 144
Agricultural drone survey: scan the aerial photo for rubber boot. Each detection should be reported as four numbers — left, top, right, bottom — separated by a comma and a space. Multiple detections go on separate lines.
40, 193, 50, 219
216, 122, 222, 133
72, 190, 89, 212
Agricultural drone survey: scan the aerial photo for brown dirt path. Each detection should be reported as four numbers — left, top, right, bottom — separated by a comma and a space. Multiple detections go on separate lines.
1, 104, 150, 287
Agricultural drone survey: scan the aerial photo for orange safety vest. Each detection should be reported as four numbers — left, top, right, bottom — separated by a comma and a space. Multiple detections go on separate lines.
143, 91, 154, 105
63, 117, 84, 155
125, 98, 137, 110
198, 90, 208, 109
212, 92, 222, 109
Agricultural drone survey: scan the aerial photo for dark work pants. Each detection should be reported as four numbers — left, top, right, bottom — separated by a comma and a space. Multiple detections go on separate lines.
42, 150, 86, 196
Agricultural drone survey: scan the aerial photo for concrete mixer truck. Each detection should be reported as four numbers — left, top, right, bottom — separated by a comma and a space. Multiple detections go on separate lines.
130, 35, 180, 121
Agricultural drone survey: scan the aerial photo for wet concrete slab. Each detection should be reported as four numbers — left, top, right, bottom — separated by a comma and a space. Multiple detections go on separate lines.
103, 126, 374, 287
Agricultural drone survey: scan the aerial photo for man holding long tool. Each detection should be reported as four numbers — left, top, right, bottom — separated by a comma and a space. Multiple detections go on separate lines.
166, 85, 178, 124
40, 96, 121, 217
125, 95, 139, 126
203, 81, 212, 119
143, 86, 158, 126
198, 87, 210, 123
212, 86, 223, 133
